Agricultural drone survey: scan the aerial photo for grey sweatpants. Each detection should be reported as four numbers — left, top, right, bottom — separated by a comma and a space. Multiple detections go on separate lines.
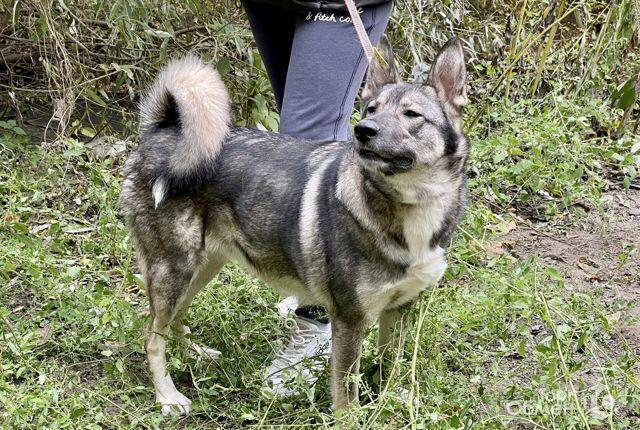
243, 1, 393, 142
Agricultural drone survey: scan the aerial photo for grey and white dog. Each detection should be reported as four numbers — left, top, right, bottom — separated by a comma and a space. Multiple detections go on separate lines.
120, 36, 469, 414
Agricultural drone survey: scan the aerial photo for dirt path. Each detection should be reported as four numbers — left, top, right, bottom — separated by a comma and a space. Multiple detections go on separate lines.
495, 189, 640, 346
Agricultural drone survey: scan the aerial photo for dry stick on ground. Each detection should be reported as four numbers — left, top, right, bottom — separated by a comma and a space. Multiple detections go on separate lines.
174, 25, 207, 37
0, 51, 34, 66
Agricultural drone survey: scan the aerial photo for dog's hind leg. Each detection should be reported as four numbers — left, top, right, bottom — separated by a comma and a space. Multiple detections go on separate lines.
145, 262, 197, 416
172, 256, 226, 359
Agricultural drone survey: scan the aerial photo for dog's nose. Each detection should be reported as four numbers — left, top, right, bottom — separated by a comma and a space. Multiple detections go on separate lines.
354, 120, 379, 143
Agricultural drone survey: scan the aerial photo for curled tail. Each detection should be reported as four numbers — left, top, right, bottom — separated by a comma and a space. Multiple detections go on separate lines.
139, 54, 231, 207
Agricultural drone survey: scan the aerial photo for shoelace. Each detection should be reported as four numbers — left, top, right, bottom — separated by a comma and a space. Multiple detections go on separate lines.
271, 321, 324, 369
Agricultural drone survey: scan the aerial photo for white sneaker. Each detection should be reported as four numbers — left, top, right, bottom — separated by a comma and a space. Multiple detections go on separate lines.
262, 317, 332, 397
276, 296, 299, 318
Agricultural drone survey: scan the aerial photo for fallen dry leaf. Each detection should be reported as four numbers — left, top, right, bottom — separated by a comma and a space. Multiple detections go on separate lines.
589, 274, 604, 282
499, 220, 518, 234
30, 223, 51, 234
2, 212, 20, 223
485, 241, 505, 257
102, 340, 125, 353
606, 311, 622, 325
485, 240, 515, 258
37, 323, 51, 346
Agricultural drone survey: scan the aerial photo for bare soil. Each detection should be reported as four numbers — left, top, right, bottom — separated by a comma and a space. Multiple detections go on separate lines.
497, 189, 640, 347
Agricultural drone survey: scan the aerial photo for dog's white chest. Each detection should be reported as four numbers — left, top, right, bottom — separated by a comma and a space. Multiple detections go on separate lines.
387, 246, 447, 308
360, 242, 447, 318
406, 247, 448, 285
374, 204, 450, 312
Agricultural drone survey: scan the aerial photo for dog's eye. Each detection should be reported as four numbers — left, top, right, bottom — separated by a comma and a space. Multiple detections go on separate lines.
404, 110, 421, 118
366, 105, 376, 114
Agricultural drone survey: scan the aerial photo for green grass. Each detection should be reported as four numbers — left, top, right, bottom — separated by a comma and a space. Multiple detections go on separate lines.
1, 86, 639, 429
3, 0, 639, 427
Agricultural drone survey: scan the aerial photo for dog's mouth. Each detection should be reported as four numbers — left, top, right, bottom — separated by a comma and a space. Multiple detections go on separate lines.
357, 148, 415, 173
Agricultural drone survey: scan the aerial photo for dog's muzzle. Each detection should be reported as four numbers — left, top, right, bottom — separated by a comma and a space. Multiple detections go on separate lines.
354, 120, 379, 143
354, 120, 415, 174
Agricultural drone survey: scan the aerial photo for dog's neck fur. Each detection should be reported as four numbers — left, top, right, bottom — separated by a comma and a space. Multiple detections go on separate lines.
337, 150, 465, 257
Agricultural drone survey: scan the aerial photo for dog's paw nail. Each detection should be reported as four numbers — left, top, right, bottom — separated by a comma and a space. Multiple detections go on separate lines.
160, 403, 192, 416
158, 394, 192, 416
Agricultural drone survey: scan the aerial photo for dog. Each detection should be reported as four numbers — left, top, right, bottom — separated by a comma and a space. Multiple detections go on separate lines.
120, 35, 468, 414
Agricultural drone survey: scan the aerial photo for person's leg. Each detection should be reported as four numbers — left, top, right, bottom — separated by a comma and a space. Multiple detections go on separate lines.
262, 3, 393, 398
280, 2, 393, 142
288, 0, 392, 365
242, 0, 297, 111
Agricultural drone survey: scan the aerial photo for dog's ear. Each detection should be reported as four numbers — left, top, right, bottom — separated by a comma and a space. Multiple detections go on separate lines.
362, 35, 400, 105
428, 37, 467, 120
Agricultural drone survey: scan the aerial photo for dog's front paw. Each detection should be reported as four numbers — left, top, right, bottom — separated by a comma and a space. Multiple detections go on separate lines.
157, 391, 192, 416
